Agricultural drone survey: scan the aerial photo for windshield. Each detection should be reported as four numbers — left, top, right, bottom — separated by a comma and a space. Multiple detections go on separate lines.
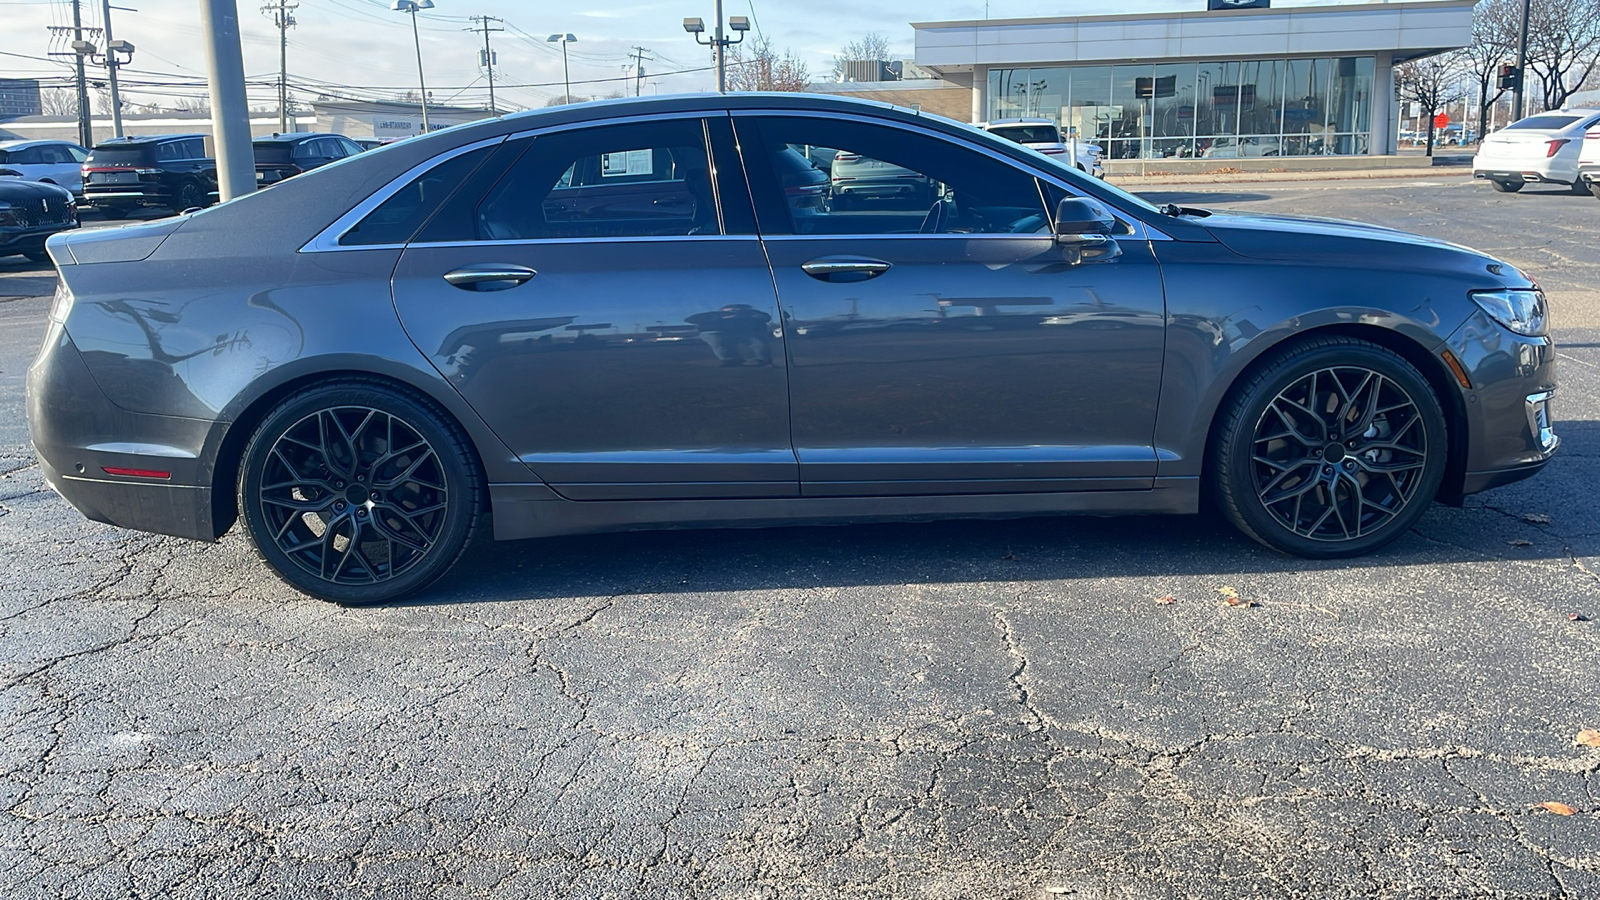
1507, 115, 1582, 131
989, 125, 1062, 144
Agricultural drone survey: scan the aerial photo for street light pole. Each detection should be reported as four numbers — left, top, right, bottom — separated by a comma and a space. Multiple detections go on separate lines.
682, 9, 748, 93
547, 34, 576, 103
100, 0, 126, 136
1512, 0, 1531, 121
392, 0, 434, 133
199, 0, 256, 202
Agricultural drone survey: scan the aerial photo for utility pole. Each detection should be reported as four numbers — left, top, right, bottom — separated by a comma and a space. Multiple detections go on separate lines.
262, 0, 298, 133
682, 7, 747, 94
200, 0, 256, 201
467, 16, 503, 114
100, 0, 126, 136
627, 46, 652, 97
46, 2, 97, 146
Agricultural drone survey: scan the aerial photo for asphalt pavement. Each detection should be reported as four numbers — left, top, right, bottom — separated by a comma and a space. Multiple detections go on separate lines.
1, 178, 1598, 898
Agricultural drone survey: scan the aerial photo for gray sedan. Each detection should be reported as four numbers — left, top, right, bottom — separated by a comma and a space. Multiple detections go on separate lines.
27, 94, 1558, 603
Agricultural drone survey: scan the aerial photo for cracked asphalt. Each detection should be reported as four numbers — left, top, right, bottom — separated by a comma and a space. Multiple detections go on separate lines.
1, 176, 1598, 898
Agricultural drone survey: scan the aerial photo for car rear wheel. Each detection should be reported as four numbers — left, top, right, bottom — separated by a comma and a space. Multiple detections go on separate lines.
1489, 178, 1523, 193
173, 181, 205, 212
237, 381, 483, 604
1211, 338, 1447, 558
96, 205, 130, 220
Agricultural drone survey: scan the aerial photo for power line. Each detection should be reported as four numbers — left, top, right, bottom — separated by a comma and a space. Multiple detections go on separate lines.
627, 46, 653, 97
261, 0, 298, 132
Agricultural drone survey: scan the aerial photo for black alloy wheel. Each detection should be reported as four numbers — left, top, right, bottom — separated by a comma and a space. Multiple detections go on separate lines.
1212, 338, 1447, 558
238, 381, 481, 604
174, 181, 204, 212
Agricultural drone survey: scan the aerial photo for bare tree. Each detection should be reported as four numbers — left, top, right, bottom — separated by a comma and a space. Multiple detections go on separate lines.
832, 32, 891, 81
729, 37, 811, 92
544, 94, 589, 106
1459, 0, 1517, 140
39, 88, 79, 117
1525, 0, 1600, 111
172, 95, 210, 114
1397, 54, 1466, 156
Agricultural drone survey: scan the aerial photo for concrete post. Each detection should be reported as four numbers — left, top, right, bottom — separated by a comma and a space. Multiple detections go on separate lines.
1371, 52, 1395, 157
200, 0, 257, 202
971, 65, 988, 124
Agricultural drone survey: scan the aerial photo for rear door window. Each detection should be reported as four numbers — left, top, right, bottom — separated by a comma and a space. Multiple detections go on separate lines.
474, 118, 716, 240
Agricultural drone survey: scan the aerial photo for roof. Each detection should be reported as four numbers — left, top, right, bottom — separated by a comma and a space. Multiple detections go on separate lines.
252, 132, 343, 144
0, 138, 83, 149
92, 133, 206, 146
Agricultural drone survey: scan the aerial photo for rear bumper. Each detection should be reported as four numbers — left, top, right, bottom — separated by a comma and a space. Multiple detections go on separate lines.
1472, 157, 1577, 185
27, 326, 222, 541
83, 188, 172, 207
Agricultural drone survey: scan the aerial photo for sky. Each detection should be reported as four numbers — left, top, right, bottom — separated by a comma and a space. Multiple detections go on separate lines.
0, 0, 1399, 112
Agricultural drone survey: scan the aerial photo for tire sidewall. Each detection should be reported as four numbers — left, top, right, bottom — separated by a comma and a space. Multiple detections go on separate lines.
1218, 342, 1448, 558
238, 383, 479, 604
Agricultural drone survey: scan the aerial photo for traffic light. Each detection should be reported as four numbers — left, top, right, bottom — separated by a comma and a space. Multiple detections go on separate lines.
1497, 64, 1521, 91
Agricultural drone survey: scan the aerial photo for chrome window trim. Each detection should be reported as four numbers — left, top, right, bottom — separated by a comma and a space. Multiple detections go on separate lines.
299, 134, 508, 254
729, 107, 1168, 242
759, 233, 1062, 242
398, 234, 760, 250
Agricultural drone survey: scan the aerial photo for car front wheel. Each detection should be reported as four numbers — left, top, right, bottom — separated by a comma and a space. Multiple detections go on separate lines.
238, 381, 482, 604
1211, 338, 1447, 558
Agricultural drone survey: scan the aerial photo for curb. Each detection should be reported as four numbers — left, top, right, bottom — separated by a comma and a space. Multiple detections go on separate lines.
1108, 167, 1472, 187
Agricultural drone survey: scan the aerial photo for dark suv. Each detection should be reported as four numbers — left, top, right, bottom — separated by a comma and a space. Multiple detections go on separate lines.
81, 134, 216, 218
252, 133, 367, 186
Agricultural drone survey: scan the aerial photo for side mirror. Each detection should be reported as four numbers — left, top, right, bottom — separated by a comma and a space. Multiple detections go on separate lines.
1053, 197, 1115, 239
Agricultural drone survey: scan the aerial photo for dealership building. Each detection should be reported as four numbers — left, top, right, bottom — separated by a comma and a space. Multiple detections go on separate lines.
907, 0, 1474, 160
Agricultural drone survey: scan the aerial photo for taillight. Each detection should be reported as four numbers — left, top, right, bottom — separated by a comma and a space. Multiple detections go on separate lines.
834, 152, 860, 162
784, 183, 822, 195
102, 467, 172, 480
1546, 139, 1570, 158
134, 167, 161, 175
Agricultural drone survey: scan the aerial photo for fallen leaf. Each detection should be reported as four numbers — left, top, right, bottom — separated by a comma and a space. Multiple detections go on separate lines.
1522, 513, 1552, 525
1217, 586, 1254, 608
1507, 538, 1534, 547
1576, 729, 1600, 748
1155, 595, 1177, 606
1534, 801, 1578, 816
1572, 613, 1588, 622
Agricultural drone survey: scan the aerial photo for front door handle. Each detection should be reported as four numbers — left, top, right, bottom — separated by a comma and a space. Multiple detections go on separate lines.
443, 263, 538, 291
800, 257, 892, 282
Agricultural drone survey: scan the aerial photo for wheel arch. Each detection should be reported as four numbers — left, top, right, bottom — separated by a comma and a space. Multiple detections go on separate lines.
1199, 321, 1469, 508
205, 364, 512, 539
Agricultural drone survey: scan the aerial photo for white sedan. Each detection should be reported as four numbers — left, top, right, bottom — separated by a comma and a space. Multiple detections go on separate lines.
1473, 108, 1600, 193
981, 119, 1105, 178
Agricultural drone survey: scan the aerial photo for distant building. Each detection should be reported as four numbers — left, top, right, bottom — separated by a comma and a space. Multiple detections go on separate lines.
0, 79, 44, 118
0, 99, 493, 146
808, 60, 972, 123
912, 0, 1474, 157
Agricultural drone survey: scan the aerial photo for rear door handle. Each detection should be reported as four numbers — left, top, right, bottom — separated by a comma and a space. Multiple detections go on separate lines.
800, 257, 892, 282
443, 264, 538, 291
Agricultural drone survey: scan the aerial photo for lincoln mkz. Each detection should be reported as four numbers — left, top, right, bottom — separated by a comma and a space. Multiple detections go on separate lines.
27, 94, 1558, 603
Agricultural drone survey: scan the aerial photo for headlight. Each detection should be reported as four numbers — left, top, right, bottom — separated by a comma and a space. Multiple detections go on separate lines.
1471, 288, 1547, 337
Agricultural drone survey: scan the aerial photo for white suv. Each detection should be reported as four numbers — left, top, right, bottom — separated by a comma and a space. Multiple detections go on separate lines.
0, 140, 91, 197
982, 119, 1104, 178
1473, 108, 1600, 194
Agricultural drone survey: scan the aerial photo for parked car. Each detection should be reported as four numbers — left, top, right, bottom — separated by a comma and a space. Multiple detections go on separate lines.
773, 145, 832, 215
1200, 136, 1282, 158
0, 140, 91, 197
80, 133, 217, 218
1473, 108, 1600, 193
0, 175, 77, 262
252, 132, 368, 186
1574, 123, 1600, 199
829, 151, 936, 208
29, 93, 1558, 604
982, 119, 1104, 178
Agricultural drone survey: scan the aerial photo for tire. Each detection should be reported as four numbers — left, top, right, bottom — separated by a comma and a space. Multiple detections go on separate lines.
23, 248, 50, 264
237, 380, 483, 604
96, 205, 129, 220
832, 194, 853, 211
1489, 178, 1523, 193
1210, 337, 1447, 559
173, 181, 204, 212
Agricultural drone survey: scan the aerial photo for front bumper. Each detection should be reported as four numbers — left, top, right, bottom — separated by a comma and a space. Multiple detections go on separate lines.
27, 325, 222, 541
1443, 309, 1559, 498
0, 222, 76, 252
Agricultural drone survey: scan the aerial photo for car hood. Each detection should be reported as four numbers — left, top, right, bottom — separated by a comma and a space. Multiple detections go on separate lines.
1194, 208, 1510, 270
0, 179, 73, 202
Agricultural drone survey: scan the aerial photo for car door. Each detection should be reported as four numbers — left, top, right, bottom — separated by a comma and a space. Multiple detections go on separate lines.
736, 113, 1167, 496
388, 115, 795, 500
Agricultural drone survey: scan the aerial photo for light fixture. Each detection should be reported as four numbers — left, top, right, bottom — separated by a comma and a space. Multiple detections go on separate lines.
682, 17, 705, 34
728, 16, 749, 32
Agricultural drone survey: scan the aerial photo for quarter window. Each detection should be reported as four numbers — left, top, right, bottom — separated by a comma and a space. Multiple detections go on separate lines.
740, 116, 1050, 236
476, 119, 716, 240
341, 145, 496, 247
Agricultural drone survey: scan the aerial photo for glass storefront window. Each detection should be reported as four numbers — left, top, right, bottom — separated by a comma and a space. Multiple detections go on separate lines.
990, 56, 1374, 157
